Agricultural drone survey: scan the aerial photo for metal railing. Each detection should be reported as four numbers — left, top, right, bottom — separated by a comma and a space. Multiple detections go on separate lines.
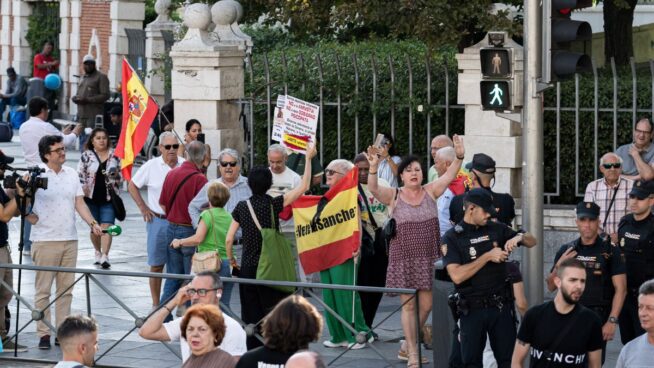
0, 263, 423, 367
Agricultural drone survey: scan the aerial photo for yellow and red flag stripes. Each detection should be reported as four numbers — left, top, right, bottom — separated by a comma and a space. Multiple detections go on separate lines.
115, 58, 158, 181
292, 167, 360, 274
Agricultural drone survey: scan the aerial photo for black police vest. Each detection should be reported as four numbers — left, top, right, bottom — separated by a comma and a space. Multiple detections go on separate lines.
563, 239, 614, 307
618, 213, 654, 290
452, 226, 509, 299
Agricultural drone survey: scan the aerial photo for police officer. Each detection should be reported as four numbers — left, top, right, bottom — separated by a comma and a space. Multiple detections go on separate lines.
443, 188, 537, 368
449, 153, 516, 226
616, 180, 654, 344
546, 201, 626, 364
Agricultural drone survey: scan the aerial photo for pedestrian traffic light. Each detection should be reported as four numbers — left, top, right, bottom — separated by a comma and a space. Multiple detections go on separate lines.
480, 45, 513, 111
542, 0, 593, 84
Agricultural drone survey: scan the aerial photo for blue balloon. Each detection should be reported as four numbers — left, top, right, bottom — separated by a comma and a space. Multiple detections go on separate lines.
44, 73, 62, 90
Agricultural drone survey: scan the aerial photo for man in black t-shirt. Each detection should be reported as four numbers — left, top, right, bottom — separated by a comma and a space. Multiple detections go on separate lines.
512, 258, 603, 368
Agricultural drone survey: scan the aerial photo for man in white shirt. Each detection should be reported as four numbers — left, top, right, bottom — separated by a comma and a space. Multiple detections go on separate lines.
26, 135, 102, 349
18, 97, 82, 256
138, 271, 247, 363
53, 315, 98, 368
434, 147, 457, 236
128, 132, 184, 309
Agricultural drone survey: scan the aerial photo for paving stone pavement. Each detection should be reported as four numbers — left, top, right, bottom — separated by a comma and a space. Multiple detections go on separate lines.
0, 136, 623, 367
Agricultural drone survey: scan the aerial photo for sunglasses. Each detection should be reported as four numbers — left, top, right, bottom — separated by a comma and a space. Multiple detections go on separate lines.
602, 163, 621, 169
220, 161, 238, 167
325, 169, 344, 176
163, 144, 180, 150
186, 288, 220, 297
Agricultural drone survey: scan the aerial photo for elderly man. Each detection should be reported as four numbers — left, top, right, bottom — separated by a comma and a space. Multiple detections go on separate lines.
584, 152, 633, 244
616, 117, 654, 181
188, 148, 251, 313
128, 132, 185, 308
53, 315, 98, 368
0, 67, 27, 121
616, 279, 654, 368
158, 141, 208, 312
28, 135, 102, 349
428, 135, 454, 182
138, 271, 247, 363
434, 147, 459, 236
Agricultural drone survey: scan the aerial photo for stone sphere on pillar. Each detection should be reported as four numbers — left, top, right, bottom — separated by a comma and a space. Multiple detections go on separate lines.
211, 0, 238, 26
222, 0, 244, 22
184, 3, 212, 30
154, 0, 172, 17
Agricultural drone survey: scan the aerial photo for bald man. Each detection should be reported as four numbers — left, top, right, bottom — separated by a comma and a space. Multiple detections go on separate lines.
286, 351, 326, 368
584, 152, 634, 244
428, 135, 454, 182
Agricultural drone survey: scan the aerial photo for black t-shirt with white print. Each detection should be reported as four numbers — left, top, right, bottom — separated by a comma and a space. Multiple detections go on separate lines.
517, 301, 603, 367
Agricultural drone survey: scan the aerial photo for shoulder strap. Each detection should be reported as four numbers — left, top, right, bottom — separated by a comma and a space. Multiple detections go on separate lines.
388, 188, 400, 217
246, 200, 262, 231
602, 181, 620, 231
543, 304, 582, 355
168, 171, 200, 210
358, 184, 378, 229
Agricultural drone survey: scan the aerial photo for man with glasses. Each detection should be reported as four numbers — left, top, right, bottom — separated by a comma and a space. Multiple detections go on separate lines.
428, 134, 453, 182
26, 135, 102, 349
584, 152, 633, 244
188, 148, 251, 314
128, 132, 185, 309
138, 271, 246, 363
616, 180, 654, 345
617, 117, 654, 181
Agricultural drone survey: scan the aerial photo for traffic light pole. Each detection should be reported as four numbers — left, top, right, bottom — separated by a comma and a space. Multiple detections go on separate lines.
522, 0, 544, 306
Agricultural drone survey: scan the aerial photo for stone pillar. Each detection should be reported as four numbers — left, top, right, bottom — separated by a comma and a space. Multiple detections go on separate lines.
0, 0, 12, 86
170, 0, 251, 180
108, 0, 145, 88
145, 0, 176, 105
456, 35, 524, 199
11, 0, 31, 76
65, 0, 82, 115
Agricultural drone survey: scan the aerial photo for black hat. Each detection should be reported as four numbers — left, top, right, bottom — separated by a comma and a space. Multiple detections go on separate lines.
0, 150, 14, 165
465, 153, 496, 174
629, 180, 654, 200
464, 188, 497, 217
576, 201, 600, 220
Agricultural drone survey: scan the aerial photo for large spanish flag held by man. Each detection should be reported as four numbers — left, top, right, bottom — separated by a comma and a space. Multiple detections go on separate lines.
292, 168, 360, 274
115, 59, 158, 181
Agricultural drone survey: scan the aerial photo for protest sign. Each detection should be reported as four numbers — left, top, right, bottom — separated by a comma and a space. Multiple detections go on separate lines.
282, 95, 319, 153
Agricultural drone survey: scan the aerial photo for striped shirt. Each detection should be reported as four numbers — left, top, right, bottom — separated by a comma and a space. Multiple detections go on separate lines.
583, 177, 633, 235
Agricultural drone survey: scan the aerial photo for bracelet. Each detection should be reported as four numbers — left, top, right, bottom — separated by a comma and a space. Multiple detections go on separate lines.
368, 171, 377, 175
89, 220, 98, 227
456, 155, 464, 160
163, 304, 173, 313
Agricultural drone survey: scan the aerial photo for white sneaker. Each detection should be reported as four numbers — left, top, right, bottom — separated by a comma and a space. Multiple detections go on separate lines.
94, 251, 102, 265
348, 342, 367, 350
323, 340, 348, 348
23, 249, 30, 257
100, 254, 110, 269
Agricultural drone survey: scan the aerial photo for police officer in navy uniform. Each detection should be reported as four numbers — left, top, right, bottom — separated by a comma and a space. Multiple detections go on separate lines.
546, 201, 626, 364
443, 188, 537, 368
449, 153, 516, 226
616, 180, 654, 344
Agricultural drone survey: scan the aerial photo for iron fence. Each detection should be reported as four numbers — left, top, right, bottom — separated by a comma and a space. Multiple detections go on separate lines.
0, 263, 423, 367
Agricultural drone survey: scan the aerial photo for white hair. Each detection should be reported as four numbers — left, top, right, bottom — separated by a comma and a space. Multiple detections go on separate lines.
267, 144, 287, 157
599, 152, 623, 166
218, 148, 240, 165
327, 159, 354, 173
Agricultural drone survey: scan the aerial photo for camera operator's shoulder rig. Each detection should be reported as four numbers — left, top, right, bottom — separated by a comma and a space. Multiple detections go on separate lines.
3, 166, 48, 199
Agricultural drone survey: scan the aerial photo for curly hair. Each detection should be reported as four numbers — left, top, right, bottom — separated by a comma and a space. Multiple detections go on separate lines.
262, 295, 323, 354
180, 304, 226, 347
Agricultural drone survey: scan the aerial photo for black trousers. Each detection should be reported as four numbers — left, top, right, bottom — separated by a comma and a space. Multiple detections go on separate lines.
239, 266, 291, 350
619, 291, 645, 345
357, 250, 388, 329
457, 306, 516, 368
588, 305, 610, 365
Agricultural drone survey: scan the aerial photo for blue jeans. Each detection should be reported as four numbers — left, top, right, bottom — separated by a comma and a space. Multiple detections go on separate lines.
218, 258, 234, 316
160, 224, 195, 314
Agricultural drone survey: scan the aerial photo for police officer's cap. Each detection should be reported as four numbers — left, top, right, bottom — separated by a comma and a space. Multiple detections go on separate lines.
576, 201, 600, 220
464, 188, 497, 216
629, 180, 654, 199
464, 153, 496, 174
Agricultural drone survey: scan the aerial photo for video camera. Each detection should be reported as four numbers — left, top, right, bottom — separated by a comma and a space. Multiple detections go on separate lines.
0, 163, 48, 198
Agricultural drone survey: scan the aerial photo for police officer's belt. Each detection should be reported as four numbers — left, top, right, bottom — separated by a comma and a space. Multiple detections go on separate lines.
466, 292, 512, 310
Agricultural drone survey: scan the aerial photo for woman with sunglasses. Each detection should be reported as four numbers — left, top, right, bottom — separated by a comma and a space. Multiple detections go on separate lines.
225, 143, 316, 349
178, 119, 212, 174
77, 127, 122, 268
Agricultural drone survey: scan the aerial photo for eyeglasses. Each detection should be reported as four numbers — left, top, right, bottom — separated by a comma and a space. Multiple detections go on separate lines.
325, 169, 343, 176
635, 128, 652, 135
602, 163, 621, 169
220, 161, 238, 167
163, 144, 180, 150
186, 288, 220, 297
49, 147, 66, 154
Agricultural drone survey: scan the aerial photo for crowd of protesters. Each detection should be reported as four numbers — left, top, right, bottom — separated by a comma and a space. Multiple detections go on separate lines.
2, 97, 654, 368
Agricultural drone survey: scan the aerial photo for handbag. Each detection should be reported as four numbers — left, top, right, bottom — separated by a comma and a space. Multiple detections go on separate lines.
246, 200, 297, 293
380, 188, 400, 253
91, 150, 126, 221
191, 210, 222, 274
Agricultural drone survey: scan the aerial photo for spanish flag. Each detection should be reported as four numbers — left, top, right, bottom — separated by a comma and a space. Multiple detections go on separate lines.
292, 168, 360, 274
115, 59, 158, 181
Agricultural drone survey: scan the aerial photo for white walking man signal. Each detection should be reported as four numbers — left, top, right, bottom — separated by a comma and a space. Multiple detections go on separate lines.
489, 83, 503, 106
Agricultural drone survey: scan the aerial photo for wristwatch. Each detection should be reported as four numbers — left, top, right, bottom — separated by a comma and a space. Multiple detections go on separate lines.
608, 316, 618, 324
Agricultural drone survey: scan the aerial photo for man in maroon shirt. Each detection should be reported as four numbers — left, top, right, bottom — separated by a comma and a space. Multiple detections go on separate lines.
158, 140, 208, 315
33, 41, 59, 79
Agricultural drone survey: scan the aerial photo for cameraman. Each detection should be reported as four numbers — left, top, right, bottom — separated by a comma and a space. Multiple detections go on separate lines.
0, 150, 27, 351
23, 135, 102, 349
